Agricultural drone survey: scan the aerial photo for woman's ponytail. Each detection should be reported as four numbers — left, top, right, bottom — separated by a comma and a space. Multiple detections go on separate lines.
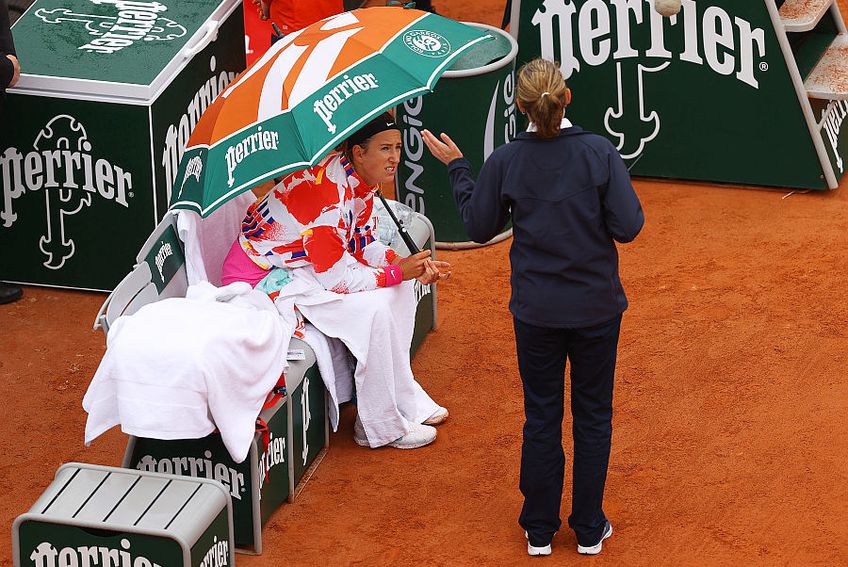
516, 58, 568, 139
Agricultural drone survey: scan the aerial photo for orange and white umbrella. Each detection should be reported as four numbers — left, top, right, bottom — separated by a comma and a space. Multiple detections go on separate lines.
170, 6, 491, 217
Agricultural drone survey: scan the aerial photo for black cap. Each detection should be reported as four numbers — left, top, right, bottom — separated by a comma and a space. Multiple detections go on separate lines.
346, 112, 399, 148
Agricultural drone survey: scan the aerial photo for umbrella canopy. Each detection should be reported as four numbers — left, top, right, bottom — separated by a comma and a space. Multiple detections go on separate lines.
170, 7, 492, 217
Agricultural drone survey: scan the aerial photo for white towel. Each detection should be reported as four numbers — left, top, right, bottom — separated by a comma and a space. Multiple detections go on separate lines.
300, 325, 354, 432
281, 268, 440, 447
82, 281, 288, 463
177, 192, 256, 286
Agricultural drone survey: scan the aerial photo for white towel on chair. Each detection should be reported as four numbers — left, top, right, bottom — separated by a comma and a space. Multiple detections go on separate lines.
82, 281, 289, 463
177, 192, 256, 286
300, 324, 354, 432
280, 268, 439, 447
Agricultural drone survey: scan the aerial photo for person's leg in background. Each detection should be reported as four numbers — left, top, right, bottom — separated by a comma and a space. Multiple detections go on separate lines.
566, 314, 622, 549
513, 318, 568, 550
0, 283, 22, 304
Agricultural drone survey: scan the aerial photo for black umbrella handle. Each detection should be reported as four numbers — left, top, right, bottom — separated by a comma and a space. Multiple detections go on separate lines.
376, 190, 421, 255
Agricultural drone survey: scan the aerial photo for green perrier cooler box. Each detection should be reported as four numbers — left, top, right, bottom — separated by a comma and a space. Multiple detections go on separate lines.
12, 462, 235, 567
1, 0, 246, 290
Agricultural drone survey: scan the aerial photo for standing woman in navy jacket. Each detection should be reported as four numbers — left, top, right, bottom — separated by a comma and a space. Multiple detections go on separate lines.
422, 57, 643, 557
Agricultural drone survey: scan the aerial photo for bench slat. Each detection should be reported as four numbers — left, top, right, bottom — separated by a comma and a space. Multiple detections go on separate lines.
804, 34, 848, 99
780, 0, 834, 32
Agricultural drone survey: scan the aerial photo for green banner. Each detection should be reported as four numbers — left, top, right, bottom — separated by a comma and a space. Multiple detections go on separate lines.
513, 0, 829, 189
291, 366, 327, 489
396, 24, 517, 244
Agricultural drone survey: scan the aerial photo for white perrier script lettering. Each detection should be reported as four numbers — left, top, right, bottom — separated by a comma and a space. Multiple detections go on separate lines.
80, 0, 169, 54
822, 100, 847, 173
1, 116, 131, 229
136, 450, 246, 501
198, 536, 229, 567
29, 538, 162, 567
224, 128, 280, 188
532, 0, 766, 88
162, 57, 237, 203
313, 73, 381, 134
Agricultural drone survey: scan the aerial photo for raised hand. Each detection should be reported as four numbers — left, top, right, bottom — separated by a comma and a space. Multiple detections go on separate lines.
422, 129, 463, 165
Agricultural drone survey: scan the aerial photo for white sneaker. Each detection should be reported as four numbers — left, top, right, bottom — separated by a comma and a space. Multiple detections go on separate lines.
353, 418, 369, 447
577, 522, 612, 555
387, 422, 437, 449
423, 406, 449, 425
525, 531, 552, 556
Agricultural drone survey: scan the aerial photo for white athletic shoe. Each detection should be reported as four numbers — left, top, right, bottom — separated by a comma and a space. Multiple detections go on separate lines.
354, 419, 437, 449
525, 531, 552, 556
423, 406, 449, 425
388, 422, 437, 449
577, 522, 613, 555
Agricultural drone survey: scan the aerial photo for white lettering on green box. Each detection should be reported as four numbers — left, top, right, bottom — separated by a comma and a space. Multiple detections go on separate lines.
30, 538, 163, 567
1, 115, 132, 270
532, 0, 766, 88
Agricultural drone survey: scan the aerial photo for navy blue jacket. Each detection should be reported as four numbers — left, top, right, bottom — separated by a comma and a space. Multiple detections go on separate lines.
447, 125, 644, 328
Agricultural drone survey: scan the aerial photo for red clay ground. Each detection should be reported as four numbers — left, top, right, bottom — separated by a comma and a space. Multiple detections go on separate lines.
3, 1, 848, 565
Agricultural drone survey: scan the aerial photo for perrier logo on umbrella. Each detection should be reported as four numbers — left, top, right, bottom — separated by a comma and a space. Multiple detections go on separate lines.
170, 7, 493, 218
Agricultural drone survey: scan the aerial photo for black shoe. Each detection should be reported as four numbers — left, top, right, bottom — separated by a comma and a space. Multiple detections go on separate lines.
0, 284, 23, 305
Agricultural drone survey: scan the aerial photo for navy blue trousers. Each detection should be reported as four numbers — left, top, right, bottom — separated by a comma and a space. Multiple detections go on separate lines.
514, 315, 621, 548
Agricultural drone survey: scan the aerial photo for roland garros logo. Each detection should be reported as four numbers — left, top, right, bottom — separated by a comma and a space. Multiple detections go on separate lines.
403, 30, 451, 58
34, 0, 187, 54
0, 115, 132, 270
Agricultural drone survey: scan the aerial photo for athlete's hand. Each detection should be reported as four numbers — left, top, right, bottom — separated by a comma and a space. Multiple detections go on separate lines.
416, 259, 440, 285
422, 129, 463, 165
397, 250, 434, 282
422, 259, 452, 284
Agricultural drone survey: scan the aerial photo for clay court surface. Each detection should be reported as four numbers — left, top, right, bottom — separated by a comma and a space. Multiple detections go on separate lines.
4, 1, 848, 565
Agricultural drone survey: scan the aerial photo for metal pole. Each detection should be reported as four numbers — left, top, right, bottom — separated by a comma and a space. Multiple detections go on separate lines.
375, 190, 421, 255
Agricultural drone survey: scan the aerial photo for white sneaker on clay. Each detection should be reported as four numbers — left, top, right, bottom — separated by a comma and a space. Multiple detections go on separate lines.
577, 521, 612, 555
423, 406, 449, 425
354, 419, 437, 449
388, 422, 437, 449
525, 531, 552, 556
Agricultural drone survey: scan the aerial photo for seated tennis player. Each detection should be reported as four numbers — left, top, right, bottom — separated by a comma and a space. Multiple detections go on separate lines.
221, 113, 451, 450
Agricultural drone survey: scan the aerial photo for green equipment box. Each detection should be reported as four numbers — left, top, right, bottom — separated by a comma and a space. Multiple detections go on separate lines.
1, 0, 246, 291
123, 339, 329, 555
12, 462, 235, 567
